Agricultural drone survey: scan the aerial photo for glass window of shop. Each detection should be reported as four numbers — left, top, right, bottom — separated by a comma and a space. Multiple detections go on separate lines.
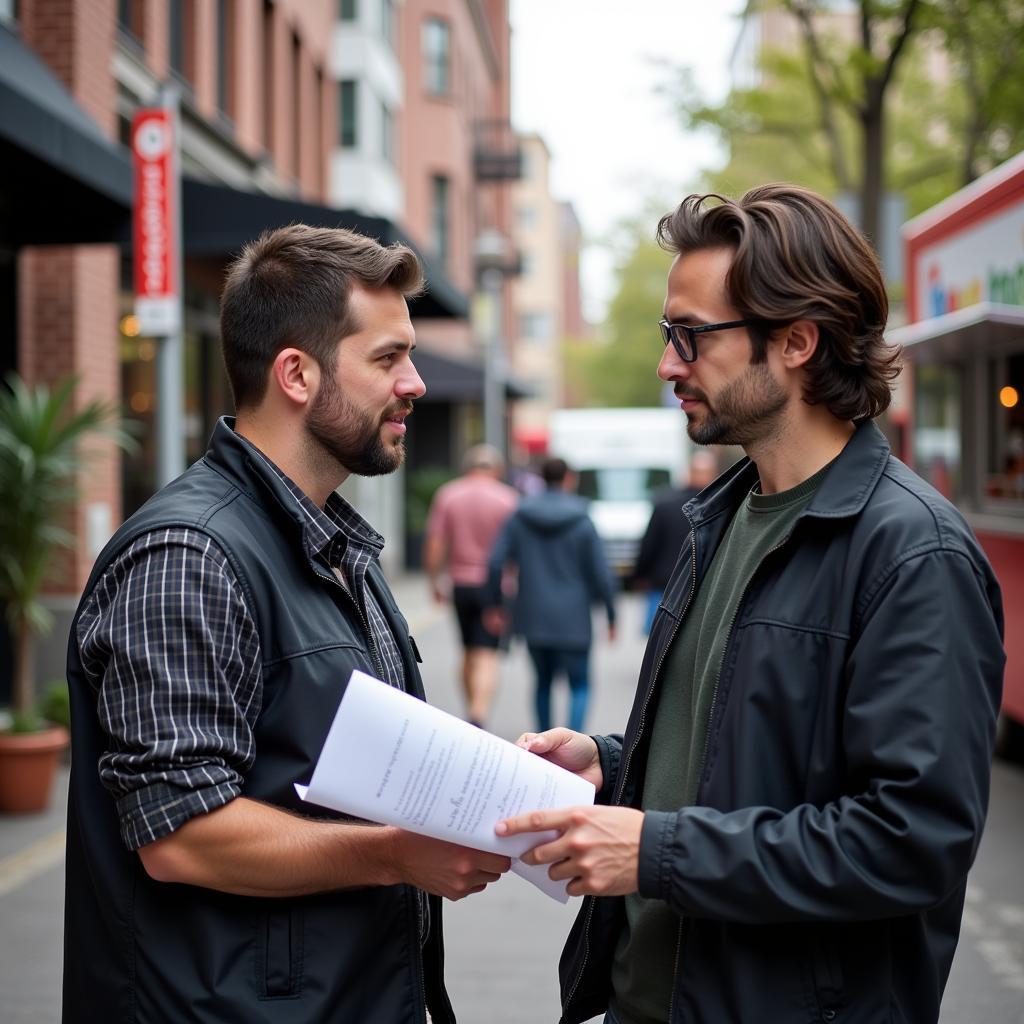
913, 362, 962, 503
985, 351, 1024, 509
119, 285, 234, 517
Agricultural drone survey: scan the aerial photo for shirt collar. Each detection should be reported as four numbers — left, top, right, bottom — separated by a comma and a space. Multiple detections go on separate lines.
234, 433, 385, 566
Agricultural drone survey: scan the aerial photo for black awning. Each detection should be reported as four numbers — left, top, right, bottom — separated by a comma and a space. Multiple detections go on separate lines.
413, 347, 531, 401
0, 24, 466, 320
0, 25, 133, 247
175, 179, 469, 320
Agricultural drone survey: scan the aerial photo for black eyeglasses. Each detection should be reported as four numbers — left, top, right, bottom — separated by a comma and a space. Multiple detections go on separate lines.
658, 318, 756, 363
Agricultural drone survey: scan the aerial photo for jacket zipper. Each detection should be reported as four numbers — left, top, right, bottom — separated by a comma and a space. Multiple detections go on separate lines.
564, 518, 699, 1016
313, 564, 387, 681
415, 898, 429, 1023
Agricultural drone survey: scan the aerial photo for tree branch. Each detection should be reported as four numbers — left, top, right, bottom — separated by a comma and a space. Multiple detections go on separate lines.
880, 0, 922, 92
785, 0, 853, 188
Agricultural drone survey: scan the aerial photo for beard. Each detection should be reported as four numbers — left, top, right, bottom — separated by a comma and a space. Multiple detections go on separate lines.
306, 372, 410, 477
682, 360, 788, 447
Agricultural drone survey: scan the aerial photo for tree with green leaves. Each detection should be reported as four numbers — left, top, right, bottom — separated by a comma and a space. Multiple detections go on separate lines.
674, 0, 1024, 246
564, 231, 672, 408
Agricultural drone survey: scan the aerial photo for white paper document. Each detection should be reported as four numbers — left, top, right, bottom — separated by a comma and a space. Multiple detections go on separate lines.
295, 670, 595, 901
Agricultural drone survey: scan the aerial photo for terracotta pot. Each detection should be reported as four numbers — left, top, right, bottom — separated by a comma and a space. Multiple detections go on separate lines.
0, 725, 70, 814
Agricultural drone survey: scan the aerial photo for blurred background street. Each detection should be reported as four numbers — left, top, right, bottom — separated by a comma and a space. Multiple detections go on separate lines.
3, 0, 1024, 1020
1, 579, 1022, 1023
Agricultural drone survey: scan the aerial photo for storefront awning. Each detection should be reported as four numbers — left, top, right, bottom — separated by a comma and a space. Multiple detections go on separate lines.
0, 25, 133, 246
176, 179, 469, 320
886, 302, 1024, 363
413, 347, 531, 401
0, 25, 467, 321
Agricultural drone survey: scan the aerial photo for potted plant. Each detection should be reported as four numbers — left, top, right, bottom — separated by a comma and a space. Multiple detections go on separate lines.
0, 374, 133, 813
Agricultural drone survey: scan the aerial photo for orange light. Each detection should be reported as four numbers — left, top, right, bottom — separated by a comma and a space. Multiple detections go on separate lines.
120, 314, 140, 337
1000, 386, 1020, 409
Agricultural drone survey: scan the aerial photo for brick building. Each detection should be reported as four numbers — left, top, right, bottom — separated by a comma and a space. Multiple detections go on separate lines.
0, 0, 469, 693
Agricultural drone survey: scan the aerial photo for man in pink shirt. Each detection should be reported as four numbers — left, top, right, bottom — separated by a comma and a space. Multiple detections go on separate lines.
424, 445, 519, 727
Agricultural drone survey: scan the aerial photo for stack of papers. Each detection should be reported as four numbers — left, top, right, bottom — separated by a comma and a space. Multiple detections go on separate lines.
295, 670, 595, 901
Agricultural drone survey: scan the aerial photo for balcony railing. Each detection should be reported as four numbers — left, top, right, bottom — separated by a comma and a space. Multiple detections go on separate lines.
473, 120, 522, 181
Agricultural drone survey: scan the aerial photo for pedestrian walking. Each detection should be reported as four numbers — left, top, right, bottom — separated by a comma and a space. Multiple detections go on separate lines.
484, 456, 616, 734
423, 444, 519, 727
63, 224, 509, 1024
496, 184, 1005, 1024
632, 449, 718, 634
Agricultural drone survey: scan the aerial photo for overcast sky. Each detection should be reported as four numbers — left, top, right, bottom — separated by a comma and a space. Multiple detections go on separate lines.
510, 0, 746, 321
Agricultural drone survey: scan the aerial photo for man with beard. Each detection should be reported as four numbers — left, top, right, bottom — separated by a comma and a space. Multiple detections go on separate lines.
495, 186, 1005, 1024
63, 225, 509, 1024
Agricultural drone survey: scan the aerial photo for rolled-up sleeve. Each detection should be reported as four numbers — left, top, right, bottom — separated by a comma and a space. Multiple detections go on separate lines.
76, 529, 262, 850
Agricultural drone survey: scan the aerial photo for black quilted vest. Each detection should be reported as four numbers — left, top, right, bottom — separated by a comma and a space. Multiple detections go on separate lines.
63, 418, 452, 1023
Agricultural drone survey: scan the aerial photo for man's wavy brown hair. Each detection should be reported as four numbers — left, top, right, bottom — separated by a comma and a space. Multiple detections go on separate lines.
656, 184, 900, 421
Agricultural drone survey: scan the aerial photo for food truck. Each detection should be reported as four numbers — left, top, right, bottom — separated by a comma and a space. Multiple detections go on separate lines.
887, 150, 1024, 753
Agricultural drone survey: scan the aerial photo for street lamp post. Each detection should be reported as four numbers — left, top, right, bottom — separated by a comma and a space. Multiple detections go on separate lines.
473, 229, 514, 457
480, 266, 506, 453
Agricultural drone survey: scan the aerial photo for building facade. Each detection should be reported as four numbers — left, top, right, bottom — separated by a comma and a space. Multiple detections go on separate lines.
0, 0, 471, 691
508, 133, 586, 456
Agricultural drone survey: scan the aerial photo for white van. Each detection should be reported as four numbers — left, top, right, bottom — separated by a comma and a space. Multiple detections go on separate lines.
547, 407, 690, 578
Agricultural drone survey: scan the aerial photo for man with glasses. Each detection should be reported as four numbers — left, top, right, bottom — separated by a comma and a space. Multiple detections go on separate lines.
496, 185, 1004, 1024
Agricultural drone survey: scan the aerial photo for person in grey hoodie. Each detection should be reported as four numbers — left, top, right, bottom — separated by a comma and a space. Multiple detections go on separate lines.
484, 456, 617, 733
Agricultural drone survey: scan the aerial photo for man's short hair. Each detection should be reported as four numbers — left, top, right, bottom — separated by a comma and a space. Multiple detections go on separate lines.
541, 457, 570, 485
462, 444, 505, 473
219, 224, 425, 409
656, 184, 900, 422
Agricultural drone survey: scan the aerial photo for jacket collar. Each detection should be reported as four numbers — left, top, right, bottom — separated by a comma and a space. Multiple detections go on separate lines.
201, 416, 339, 559
687, 419, 891, 527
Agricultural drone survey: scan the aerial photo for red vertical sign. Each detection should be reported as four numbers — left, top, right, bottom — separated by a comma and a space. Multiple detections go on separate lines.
132, 109, 180, 335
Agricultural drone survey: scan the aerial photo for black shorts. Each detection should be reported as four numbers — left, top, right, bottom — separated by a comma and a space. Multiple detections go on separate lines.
452, 585, 505, 650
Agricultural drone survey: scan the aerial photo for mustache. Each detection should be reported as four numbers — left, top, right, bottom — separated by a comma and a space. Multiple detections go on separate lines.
675, 387, 708, 403
381, 401, 414, 420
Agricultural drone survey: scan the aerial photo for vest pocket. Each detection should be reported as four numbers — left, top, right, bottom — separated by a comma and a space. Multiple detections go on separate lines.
257, 906, 304, 999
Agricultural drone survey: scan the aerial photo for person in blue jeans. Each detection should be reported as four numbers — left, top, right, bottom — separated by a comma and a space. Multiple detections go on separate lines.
484, 457, 617, 733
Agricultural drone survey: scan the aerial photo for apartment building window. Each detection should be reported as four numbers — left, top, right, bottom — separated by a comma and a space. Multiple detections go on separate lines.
431, 175, 450, 265
116, 0, 140, 36
262, 0, 274, 151
216, 0, 233, 118
339, 0, 357, 20
0, 0, 17, 23
291, 31, 302, 181
517, 205, 537, 228
315, 66, 325, 193
381, 0, 394, 49
423, 18, 450, 96
169, 0, 185, 75
340, 80, 358, 148
520, 312, 553, 343
380, 99, 394, 164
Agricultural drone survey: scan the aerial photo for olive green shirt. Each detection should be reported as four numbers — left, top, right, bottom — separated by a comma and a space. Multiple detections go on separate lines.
610, 465, 828, 1024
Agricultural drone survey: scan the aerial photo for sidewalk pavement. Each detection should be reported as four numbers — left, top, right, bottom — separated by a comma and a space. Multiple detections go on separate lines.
0, 572, 639, 1022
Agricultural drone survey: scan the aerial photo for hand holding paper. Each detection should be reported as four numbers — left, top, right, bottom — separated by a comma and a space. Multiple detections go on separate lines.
295, 670, 596, 901
495, 804, 644, 898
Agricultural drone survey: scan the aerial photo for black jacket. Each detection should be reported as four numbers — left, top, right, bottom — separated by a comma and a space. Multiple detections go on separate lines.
559, 421, 1005, 1024
64, 419, 452, 1023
